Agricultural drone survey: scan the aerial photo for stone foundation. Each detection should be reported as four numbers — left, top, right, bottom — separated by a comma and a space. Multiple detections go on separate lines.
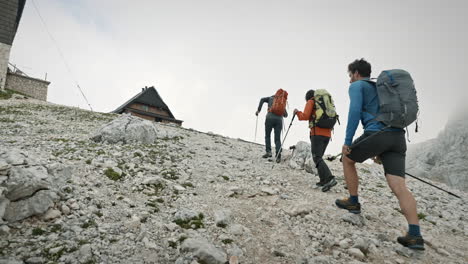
5, 72, 50, 101
0, 43, 11, 91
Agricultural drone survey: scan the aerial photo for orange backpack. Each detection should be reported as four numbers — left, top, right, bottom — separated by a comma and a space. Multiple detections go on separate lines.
269, 89, 288, 116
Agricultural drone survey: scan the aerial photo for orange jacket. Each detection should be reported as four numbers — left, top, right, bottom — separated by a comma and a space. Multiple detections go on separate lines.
296, 99, 332, 138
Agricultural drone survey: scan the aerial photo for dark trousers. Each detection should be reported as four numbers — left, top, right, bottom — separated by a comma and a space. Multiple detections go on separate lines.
265, 117, 282, 155
310, 135, 333, 183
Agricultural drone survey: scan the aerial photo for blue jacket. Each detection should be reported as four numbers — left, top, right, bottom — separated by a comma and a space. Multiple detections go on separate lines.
344, 79, 401, 146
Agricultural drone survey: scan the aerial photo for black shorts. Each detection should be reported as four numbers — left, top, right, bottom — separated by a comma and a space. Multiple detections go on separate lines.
347, 131, 406, 177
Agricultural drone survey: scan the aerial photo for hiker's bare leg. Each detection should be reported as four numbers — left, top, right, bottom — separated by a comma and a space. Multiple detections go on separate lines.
386, 174, 419, 225
342, 154, 359, 196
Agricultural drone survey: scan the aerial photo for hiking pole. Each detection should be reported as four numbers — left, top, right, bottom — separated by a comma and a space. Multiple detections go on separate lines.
326, 153, 461, 199
272, 114, 296, 168
326, 153, 342, 162
254, 115, 258, 143
405, 172, 461, 199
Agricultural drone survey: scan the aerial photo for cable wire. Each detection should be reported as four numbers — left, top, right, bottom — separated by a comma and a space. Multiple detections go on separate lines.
31, 0, 93, 111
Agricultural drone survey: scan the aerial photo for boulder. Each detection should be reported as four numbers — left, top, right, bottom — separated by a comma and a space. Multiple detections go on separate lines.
181, 237, 227, 264
288, 141, 317, 174
3, 190, 59, 222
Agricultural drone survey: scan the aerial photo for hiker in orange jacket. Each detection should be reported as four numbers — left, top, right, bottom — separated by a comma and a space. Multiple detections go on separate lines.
294, 90, 337, 192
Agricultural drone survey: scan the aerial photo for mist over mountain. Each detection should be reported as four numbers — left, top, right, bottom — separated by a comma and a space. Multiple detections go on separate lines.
407, 106, 468, 191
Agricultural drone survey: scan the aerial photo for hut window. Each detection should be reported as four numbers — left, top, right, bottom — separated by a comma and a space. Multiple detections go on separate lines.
141, 105, 149, 111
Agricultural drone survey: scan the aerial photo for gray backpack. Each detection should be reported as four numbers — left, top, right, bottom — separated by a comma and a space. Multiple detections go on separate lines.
372, 69, 419, 129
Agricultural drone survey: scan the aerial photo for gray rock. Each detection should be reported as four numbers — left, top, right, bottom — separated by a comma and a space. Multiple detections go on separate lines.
353, 237, 369, 253
91, 114, 163, 144
142, 176, 165, 185
181, 237, 227, 264
42, 209, 61, 221
0, 150, 27, 166
0, 162, 11, 176
342, 213, 365, 227
229, 224, 246, 236
0, 225, 10, 235
288, 141, 317, 174
339, 238, 351, 249
61, 204, 71, 215
307, 256, 333, 264
260, 187, 277, 195
285, 203, 314, 217
78, 244, 93, 263
395, 247, 414, 258
5, 179, 49, 202
0, 258, 24, 264
348, 248, 365, 260
214, 209, 231, 227
25, 257, 45, 264
3, 190, 58, 222
175, 209, 200, 222
0, 198, 9, 220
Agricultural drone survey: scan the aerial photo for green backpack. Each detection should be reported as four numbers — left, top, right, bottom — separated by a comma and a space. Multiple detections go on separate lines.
309, 89, 339, 129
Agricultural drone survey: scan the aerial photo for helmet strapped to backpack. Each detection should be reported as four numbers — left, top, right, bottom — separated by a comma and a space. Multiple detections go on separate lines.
269, 89, 288, 116
373, 70, 419, 129
309, 89, 339, 129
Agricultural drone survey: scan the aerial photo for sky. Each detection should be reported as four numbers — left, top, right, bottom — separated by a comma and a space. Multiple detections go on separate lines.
9, 0, 468, 155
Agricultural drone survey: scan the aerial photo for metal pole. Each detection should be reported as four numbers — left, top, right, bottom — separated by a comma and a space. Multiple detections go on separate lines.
272, 114, 295, 168
254, 115, 258, 143
326, 152, 461, 199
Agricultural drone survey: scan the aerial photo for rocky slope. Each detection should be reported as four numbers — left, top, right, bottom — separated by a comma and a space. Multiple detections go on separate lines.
0, 97, 467, 264
407, 109, 468, 192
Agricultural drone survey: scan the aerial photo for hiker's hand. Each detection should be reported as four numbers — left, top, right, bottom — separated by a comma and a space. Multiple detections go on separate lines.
342, 145, 351, 155
372, 156, 382, 165
255, 111, 259, 116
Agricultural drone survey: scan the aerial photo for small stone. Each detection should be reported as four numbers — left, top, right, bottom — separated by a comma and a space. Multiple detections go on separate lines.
436, 248, 450, 256
78, 244, 93, 263
61, 204, 71, 215
25, 257, 46, 264
342, 213, 365, 227
260, 187, 277, 195
348, 248, 365, 260
396, 247, 413, 258
174, 185, 186, 191
48, 246, 64, 255
0, 225, 10, 235
70, 202, 80, 210
339, 238, 351, 249
42, 209, 61, 221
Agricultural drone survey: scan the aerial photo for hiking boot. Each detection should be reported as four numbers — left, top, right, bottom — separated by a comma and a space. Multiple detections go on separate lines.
275, 153, 281, 163
321, 178, 337, 192
315, 181, 325, 187
335, 197, 361, 214
397, 233, 425, 250
262, 152, 272, 158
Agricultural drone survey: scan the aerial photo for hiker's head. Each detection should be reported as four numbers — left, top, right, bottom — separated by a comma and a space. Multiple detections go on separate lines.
348, 58, 371, 83
305, 90, 315, 101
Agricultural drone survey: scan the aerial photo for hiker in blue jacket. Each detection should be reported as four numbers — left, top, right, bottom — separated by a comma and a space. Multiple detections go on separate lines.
335, 59, 425, 250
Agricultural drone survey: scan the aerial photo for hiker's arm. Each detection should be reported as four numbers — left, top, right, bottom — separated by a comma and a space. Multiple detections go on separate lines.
345, 83, 362, 146
296, 100, 313, 121
283, 109, 288, 118
257, 97, 270, 112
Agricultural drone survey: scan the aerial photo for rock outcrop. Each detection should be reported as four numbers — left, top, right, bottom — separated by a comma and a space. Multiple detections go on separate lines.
407, 109, 468, 191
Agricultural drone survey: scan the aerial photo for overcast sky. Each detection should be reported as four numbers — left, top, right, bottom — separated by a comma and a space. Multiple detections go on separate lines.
9, 0, 468, 155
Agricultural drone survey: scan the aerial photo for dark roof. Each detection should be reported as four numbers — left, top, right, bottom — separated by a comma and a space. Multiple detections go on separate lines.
112, 86, 182, 122
0, 0, 26, 45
